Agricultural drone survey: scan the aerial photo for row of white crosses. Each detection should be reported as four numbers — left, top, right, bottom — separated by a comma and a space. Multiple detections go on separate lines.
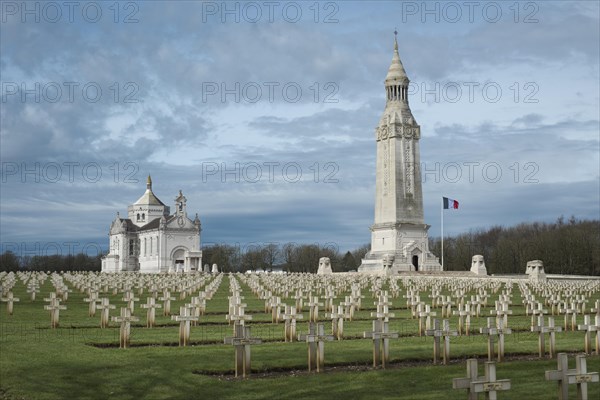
63, 271, 215, 297
26, 279, 41, 301
98, 297, 116, 328
172, 305, 198, 346
282, 304, 304, 342
522, 282, 600, 357
270, 295, 284, 323
299, 322, 334, 372
323, 289, 365, 340
224, 275, 261, 378
1, 282, 20, 315
13, 271, 215, 329
453, 359, 511, 400
453, 303, 473, 336
480, 317, 512, 362
242, 272, 374, 342
532, 315, 562, 358
417, 304, 436, 336
104, 274, 221, 347
364, 292, 398, 368
238, 272, 600, 367
545, 353, 599, 400
578, 315, 600, 355
44, 292, 67, 329
115, 274, 222, 348
325, 304, 345, 340
108, 273, 220, 333
111, 307, 139, 348
4, 270, 600, 367
524, 281, 600, 331
231, 273, 377, 374
425, 319, 458, 365
454, 338, 599, 400
226, 276, 247, 325
240, 274, 312, 343
141, 297, 162, 328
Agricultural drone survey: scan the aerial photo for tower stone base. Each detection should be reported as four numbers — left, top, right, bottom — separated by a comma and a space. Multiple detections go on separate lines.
358, 223, 442, 274
358, 251, 442, 274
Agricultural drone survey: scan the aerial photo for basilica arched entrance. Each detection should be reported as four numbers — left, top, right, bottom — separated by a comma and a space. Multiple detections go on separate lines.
412, 255, 419, 271
171, 247, 187, 272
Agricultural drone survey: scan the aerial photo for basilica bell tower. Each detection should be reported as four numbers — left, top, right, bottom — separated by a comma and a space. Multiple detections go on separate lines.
359, 33, 442, 274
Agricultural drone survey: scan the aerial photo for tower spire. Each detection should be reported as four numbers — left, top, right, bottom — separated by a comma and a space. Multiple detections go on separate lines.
147, 174, 152, 190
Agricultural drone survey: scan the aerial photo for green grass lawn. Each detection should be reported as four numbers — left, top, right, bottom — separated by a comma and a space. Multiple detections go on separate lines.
0, 274, 598, 399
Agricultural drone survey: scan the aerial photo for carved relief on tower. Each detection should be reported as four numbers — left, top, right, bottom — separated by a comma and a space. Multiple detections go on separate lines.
404, 140, 414, 195
380, 126, 389, 140
383, 141, 390, 196
378, 124, 404, 142
399, 125, 421, 140
414, 126, 421, 139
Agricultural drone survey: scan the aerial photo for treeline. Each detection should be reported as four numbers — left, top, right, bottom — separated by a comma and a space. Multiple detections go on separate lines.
2, 217, 598, 275
430, 216, 600, 276
0, 252, 102, 272
202, 243, 370, 273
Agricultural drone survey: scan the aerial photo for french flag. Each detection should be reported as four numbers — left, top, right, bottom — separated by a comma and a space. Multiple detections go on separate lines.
443, 197, 459, 210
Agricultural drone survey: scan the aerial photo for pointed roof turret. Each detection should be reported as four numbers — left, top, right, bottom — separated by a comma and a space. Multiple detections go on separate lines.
134, 174, 165, 206
385, 30, 409, 86
380, 30, 417, 125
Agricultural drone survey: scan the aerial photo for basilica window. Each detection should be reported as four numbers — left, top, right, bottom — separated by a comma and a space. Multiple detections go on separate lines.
137, 214, 140, 221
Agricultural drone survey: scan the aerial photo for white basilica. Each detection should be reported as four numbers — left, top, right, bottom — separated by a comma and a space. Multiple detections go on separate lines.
101, 176, 202, 273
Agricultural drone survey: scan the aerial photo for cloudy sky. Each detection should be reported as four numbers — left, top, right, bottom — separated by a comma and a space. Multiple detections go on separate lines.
1, 1, 598, 257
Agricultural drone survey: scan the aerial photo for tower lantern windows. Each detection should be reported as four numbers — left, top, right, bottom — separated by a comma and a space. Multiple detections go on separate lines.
386, 84, 408, 102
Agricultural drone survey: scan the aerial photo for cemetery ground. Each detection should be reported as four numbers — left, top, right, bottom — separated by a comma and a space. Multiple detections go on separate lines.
0, 272, 598, 400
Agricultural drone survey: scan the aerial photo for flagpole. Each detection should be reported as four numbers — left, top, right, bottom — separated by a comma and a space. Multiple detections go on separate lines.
441, 196, 444, 270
